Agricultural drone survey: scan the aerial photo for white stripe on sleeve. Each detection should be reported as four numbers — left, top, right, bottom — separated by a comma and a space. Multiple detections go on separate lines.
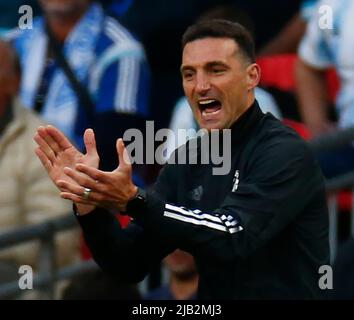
164, 203, 243, 234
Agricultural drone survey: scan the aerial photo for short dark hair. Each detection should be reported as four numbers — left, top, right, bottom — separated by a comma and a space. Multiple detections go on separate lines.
182, 19, 255, 63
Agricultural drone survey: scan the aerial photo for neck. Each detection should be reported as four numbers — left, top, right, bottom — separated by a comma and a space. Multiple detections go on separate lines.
246, 91, 256, 110
169, 272, 198, 300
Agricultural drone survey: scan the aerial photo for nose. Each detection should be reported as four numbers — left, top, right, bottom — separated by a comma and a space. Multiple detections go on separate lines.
195, 72, 211, 94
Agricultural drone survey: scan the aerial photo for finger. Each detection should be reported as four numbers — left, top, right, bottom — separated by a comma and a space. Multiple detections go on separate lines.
60, 192, 97, 206
34, 133, 56, 163
58, 180, 100, 203
35, 147, 53, 172
46, 125, 73, 150
63, 166, 102, 190
57, 179, 95, 200
117, 139, 132, 172
84, 129, 99, 158
75, 164, 109, 183
37, 126, 61, 155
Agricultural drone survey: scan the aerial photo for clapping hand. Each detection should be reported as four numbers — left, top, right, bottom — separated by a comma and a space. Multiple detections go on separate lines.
34, 125, 100, 214
56, 138, 137, 213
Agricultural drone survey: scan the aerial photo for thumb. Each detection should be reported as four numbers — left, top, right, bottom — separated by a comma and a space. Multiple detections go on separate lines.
116, 138, 132, 172
84, 128, 98, 157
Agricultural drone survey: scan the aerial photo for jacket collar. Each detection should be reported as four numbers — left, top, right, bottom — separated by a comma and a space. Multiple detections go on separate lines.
229, 99, 264, 144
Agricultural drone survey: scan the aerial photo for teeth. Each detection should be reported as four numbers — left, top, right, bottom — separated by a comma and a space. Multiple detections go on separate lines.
202, 109, 220, 116
199, 99, 216, 105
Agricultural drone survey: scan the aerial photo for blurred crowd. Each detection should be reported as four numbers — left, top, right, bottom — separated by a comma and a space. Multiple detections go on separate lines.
0, 0, 353, 300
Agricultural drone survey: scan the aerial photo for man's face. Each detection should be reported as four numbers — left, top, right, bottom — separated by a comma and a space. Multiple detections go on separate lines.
38, 0, 90, 18
181, 37, 257, 130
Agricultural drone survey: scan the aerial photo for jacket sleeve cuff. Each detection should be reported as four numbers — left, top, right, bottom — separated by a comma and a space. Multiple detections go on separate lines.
73, 203, 116, 230
130, 189, 165, 226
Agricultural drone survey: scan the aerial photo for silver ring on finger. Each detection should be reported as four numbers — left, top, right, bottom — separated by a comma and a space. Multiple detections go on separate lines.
83, 187, 91, 201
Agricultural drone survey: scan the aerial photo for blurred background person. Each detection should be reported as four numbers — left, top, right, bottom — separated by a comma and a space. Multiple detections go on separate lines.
8, 0, 150, 174
61, 268, 141, 300
296, 0, 354, 293
144, 250, 198, 300
296, 0, 354, 178
5, 2, 151, 294
1, 0, 150, 298
0, 40, 79, 298
257, 0, 318, 57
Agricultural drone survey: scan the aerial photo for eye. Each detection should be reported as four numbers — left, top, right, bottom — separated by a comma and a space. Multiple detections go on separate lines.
211, 67, 225, 75
183, 71, 194, 81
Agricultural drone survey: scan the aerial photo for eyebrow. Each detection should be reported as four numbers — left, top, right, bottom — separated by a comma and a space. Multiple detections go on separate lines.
180, 60, 229, 74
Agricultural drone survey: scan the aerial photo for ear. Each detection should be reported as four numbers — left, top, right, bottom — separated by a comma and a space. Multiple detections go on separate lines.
246, 63, 261, 90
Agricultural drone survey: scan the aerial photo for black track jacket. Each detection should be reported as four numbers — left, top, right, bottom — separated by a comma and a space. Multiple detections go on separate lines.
77, 100, 330, 299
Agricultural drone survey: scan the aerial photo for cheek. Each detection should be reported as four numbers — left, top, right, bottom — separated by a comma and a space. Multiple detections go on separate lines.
222, 83, 242, 105
228, 78, 248, 99
184, 95, 198, 115
183, 82, 193, 97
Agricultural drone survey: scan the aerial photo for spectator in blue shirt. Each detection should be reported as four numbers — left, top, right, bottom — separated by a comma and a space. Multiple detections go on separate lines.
8, 0, 150, 173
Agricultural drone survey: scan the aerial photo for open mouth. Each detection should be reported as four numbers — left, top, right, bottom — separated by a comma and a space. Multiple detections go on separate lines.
198, 99, 222, 116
